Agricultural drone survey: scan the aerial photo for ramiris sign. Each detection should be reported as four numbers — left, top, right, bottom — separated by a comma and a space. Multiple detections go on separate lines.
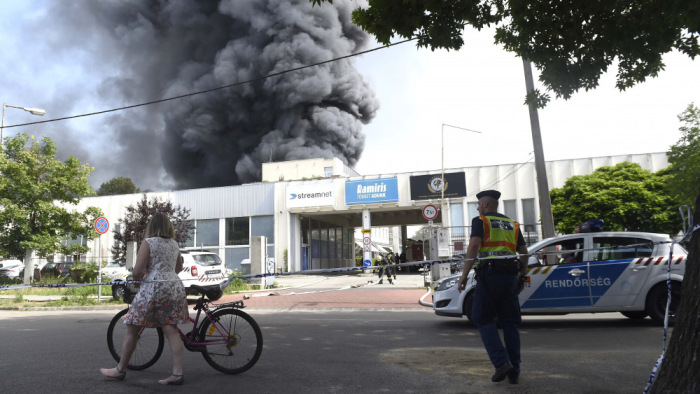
345, 177, 398, 205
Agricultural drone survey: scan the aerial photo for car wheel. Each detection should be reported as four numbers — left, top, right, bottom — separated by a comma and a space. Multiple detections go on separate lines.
621, 311, 647, 320
112, 283, 125, 301
646, 282, 681, 326
462, 292, 474, 323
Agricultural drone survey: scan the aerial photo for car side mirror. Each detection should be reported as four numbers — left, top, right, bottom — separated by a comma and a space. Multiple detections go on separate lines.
528, 256, 539, 267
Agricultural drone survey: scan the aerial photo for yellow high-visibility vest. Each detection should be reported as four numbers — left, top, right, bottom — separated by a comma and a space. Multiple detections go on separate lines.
477, 214, 520, 260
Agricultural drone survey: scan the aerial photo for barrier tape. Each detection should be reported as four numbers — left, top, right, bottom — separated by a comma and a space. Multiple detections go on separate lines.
1, 232, 697, 293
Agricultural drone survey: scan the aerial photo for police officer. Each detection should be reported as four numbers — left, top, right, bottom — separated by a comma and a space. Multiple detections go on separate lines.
457, 190, 528, 385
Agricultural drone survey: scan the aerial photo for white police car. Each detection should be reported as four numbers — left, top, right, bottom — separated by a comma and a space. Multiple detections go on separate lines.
432, 232, 687, 325
179, 250, 228, 299
113, 251, 229, 302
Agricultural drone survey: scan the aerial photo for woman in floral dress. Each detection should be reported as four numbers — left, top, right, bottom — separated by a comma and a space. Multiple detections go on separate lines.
100, 212, 190, 385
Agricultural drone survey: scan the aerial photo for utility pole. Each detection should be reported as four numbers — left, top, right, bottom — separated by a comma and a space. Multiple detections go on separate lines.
522, 59, 555, 239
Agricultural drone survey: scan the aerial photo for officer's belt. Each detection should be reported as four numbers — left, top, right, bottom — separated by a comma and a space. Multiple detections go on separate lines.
478, 251, 512, 258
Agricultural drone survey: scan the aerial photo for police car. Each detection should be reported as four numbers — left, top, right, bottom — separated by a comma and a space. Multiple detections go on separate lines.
113, 251, 229, 302
432, 232, 687, 325
179, 250, 228, 299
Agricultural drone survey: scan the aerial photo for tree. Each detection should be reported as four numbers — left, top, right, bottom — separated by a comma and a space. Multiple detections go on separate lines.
550, 162, 678, 235
111, 194, 194, 261
665, 103, 700, 207
97, 176, 140, 196
310, 2, 699, 390
0, 133, 103, 259
313, 0, 699, 104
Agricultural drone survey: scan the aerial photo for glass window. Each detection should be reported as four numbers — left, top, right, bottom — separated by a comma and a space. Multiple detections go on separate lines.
467, 202, 479, 236
225, 247, 250, 273
503, 200, 517, 221
592, 237, 653, 261
183, 220, 194, 248
532, 238, 585, 266
324, 166, 333, 178
321, 227, 328, 259
195, 219, 219, 247
450, 203, 465, 237
521, 199, 537, 233
251, 216, 274, 243
225, 217, 249, 246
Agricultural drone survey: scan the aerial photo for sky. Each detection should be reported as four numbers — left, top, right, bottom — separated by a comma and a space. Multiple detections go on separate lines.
1, 1, 698, 190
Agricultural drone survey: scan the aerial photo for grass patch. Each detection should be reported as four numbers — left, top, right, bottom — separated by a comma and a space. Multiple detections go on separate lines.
223, 275, 251, 294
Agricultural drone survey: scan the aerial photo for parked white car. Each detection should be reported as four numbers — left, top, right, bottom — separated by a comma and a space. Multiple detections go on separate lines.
102, 260, 133, 300
112, 251, 228, 302
0, 260, 24, 279
432, 232, 687, 325
179, 250, 228, 300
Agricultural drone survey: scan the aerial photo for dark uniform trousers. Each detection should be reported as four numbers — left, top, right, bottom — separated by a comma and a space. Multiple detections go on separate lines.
471, 267, 522, 374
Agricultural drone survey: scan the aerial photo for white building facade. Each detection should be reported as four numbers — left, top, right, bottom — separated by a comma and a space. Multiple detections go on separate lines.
73, 152, 668, 273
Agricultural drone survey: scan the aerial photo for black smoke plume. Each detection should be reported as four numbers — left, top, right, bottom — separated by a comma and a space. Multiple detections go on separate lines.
41, 0, 378, 189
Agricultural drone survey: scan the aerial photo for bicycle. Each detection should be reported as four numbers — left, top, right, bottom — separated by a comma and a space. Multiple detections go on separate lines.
107, 284, 263, 374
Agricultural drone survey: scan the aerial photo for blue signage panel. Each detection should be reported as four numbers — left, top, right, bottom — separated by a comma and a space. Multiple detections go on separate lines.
345, 177, 399, 205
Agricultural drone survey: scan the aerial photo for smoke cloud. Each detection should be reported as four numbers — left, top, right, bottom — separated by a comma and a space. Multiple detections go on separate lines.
38, 0, 378, 189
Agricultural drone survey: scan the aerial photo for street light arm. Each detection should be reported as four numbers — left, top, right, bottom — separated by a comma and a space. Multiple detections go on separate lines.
1, 103, 47, 150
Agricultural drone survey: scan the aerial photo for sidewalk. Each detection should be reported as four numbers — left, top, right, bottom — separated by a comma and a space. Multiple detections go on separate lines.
218, 271, 434, 311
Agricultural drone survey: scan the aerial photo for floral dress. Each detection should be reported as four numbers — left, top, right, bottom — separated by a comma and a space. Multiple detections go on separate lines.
123, 237, 189, 327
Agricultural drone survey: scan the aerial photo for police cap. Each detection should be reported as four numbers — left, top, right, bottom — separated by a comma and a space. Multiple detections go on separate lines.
476, 190, 501, 200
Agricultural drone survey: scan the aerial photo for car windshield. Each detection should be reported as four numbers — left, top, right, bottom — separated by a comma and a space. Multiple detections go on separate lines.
192, 254, 222, 266
43, 263, 58, 269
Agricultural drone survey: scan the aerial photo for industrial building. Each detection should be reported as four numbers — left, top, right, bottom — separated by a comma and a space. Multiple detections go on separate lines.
71, 152, 668, 274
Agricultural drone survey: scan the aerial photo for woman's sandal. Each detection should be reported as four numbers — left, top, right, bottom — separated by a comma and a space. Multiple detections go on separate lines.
100, 366, 126, 381
158, 374, 184, 385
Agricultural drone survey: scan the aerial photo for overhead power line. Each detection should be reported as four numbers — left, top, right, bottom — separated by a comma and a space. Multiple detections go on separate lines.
4, 38, 417, 129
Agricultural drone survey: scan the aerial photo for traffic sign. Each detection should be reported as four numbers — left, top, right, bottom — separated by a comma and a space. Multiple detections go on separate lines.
363, 237, 371, 245
363, 259, 372, 267
422, 204, 438, 220
364, 245, 371, 253
361, 228, 371, 234
94, 217, 109, 234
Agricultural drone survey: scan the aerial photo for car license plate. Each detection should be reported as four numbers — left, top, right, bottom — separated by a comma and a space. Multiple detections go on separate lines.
205, 270, 220, 276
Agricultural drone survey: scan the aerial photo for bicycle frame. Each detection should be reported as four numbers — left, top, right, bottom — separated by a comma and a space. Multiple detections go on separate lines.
178, 296, 246, 348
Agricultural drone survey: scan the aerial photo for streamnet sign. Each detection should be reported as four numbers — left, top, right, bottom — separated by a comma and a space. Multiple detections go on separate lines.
286, 183, 336, 209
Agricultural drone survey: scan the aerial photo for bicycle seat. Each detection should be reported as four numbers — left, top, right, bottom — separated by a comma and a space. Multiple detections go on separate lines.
190, 285, 209, 296
190, 285, 224, 301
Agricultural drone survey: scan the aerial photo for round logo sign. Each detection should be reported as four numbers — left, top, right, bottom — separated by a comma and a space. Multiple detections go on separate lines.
94, 216, 109, 234
422, 205, 438, 220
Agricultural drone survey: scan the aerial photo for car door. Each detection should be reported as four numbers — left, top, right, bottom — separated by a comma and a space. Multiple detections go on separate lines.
520, 236, 592, 311
587, 236, 654, 307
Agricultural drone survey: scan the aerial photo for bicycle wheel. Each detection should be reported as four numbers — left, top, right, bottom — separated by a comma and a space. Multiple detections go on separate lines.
197, 308, 263, 374
107, 308, 164, 370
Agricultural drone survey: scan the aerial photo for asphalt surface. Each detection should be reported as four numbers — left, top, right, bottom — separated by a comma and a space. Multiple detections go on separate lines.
0, 272, 670, 393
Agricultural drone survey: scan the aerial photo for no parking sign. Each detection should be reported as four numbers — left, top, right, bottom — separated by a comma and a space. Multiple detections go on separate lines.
94, 217, 109, 234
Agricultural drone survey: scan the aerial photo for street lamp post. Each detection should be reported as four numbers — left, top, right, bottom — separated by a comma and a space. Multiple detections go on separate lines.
441, 124, 481, 226
1, 103, 46, 285
1, 103, 47, 149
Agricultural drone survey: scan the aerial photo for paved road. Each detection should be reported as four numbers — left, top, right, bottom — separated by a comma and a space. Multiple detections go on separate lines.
0, 293, 668, 393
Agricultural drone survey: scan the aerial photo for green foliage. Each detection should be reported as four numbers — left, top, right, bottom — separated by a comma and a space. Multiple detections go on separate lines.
111, 194, 194, 261
312, 0, 700, 101
665, 103, 700, 207
97, 176, 140, 196
0, 133, 103, 259
222, 274, 250, 294
550, 162, 679, 235
70, 262, 100, 282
